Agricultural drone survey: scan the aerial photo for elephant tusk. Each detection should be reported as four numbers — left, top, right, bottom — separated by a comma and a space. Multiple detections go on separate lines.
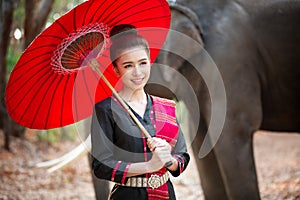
36, 134, 91, 172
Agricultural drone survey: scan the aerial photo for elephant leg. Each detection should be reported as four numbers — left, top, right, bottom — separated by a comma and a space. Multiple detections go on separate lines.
212, 63, 263, 199
214, 125, 261, 200
192, 141, 228, 200
88, 153, 110, 200
191, 111, 228, 200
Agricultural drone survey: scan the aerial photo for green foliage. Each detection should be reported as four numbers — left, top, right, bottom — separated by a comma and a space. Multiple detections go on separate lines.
5, 0, 24, 79
176, 101, 191, 142
38, 129, 61, 145
6, 0, 85, 79
13, 0, 25, 29
49, 0, 84, 23
37, 125, 78, 145
6, 46, 21, 79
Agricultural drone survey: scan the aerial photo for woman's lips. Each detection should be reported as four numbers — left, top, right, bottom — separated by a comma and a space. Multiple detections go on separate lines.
131, 78, 144, 85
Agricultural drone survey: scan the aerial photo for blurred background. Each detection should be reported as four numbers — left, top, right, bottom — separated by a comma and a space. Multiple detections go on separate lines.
0, 0, 299, 199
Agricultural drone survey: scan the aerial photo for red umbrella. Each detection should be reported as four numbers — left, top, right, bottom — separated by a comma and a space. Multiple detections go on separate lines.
5, 0, 171, 130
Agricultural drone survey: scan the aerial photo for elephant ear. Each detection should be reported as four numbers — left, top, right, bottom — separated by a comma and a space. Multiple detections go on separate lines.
171, 3, 204, 49
182, 19, 203, 57
170, 4, 203, 60
157, 4, 204, 82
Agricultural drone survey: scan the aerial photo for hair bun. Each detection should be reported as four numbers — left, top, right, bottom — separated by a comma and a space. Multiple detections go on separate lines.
109, 24, 137, 40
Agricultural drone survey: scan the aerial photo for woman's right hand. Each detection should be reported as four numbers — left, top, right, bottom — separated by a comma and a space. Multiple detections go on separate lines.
147, 138, 173, 172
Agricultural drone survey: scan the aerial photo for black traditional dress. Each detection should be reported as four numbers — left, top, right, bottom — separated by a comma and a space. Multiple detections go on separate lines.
91, 94, 190, 200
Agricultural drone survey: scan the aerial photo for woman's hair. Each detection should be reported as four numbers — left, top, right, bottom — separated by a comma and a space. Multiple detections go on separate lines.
109, 24, 150, 66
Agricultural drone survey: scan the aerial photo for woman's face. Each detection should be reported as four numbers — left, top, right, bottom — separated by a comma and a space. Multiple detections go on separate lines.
114, 47, 151, 93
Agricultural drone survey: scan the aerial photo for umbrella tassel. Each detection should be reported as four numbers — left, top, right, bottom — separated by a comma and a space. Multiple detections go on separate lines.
36, 134, 91, 172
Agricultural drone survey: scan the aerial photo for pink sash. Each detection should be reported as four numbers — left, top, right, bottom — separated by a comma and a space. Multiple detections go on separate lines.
112, 95, 179, 199
147, 96, 179, 200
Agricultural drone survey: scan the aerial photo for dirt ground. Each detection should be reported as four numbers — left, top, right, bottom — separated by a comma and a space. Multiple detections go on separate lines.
0, 130, 299, 200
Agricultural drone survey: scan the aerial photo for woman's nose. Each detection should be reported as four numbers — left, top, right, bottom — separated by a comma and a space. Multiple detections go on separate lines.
133, 65, 142, 75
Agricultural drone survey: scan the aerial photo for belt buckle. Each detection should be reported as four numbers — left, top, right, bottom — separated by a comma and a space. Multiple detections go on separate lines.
148, 174, 161, 189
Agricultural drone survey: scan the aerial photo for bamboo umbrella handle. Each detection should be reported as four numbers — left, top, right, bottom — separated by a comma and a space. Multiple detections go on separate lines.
89, 61, 173, 167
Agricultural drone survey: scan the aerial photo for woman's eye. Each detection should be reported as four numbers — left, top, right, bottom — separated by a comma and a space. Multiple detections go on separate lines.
140, 62, 148, 66
124, 64, 132, 68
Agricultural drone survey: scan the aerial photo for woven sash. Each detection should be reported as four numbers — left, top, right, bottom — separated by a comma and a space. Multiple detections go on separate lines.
147, 96, 179, 200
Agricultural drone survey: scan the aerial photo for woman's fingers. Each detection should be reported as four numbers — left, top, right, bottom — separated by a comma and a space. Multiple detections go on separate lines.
147, 138, 159, 151
153, 146, 173, 162
149, 146, 173, 170
147, 137, 170, 151
147, 138, 156, 151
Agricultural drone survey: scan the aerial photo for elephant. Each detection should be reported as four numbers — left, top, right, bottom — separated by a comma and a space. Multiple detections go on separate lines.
149, 0, 300, 199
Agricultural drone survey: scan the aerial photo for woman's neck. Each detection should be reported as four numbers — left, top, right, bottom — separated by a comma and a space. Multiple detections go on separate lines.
118, 89, 148, 118
118, 89, 147, 104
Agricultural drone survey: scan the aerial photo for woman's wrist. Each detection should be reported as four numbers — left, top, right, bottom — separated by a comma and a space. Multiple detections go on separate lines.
166, 157, 178, 171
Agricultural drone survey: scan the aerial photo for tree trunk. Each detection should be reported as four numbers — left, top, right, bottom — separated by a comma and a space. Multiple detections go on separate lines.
24, 0, 55, 48
1, 0, 24, 150
0, 0, 54, 150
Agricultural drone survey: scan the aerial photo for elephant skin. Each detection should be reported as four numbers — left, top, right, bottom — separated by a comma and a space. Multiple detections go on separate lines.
153, 0, 300, 199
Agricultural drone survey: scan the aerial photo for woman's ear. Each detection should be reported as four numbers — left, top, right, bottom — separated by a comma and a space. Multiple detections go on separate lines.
113, 66, 120, 76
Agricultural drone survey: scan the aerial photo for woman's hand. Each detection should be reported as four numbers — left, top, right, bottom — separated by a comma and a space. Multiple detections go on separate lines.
147, 137, 171, 152
146, 137, 173, 172
126, 137, 179, 176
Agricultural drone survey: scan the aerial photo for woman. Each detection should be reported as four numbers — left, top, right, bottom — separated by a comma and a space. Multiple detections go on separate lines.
91, 24, 190, 200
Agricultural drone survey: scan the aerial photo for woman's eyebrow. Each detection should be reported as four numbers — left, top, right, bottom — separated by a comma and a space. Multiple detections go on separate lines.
122, 58, 148, 65
122, 61, 133, 65
138, 58, 148, 62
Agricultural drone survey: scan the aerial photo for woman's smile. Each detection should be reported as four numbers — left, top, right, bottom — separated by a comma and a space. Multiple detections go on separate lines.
131, 77, 145, 85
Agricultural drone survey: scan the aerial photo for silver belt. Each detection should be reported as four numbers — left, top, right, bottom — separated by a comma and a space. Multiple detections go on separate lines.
117, 173, 169, 189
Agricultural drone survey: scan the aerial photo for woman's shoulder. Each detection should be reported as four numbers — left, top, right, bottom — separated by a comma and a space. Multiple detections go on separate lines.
94, 97, 113, 111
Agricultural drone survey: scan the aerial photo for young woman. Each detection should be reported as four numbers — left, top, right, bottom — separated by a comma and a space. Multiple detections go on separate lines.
91, 24, 190, 200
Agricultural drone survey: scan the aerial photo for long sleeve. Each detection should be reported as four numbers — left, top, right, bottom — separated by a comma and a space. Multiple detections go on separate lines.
169, 127, 190, 177
91, 101, 131, 184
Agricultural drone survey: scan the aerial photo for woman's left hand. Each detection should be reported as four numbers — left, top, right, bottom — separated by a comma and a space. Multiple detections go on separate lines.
147, 137, 171, 152
147, 137, 178, 170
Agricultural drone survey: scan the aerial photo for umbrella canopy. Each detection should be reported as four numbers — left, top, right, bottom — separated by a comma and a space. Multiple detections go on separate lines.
6, 0, 171, 129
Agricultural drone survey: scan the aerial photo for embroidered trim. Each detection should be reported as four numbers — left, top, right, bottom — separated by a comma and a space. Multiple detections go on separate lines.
121, 162, 131, 184
142, 135, 148, 162
174, 154, 185, 173
111, 161, 121, 182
